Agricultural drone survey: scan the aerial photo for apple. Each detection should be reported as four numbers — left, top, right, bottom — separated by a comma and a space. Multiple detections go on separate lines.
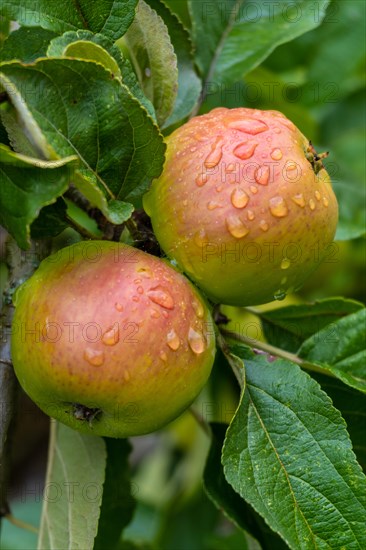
144, 107, 338, 306
11, 241, 216, 437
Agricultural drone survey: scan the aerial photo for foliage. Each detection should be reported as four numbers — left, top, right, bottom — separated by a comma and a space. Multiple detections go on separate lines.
0, 1, 365, 549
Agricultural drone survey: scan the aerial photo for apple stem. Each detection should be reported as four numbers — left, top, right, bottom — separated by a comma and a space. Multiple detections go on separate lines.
219, 329, 337, 380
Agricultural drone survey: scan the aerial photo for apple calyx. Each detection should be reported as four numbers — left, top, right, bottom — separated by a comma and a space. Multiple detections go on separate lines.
306, 141, 329, 175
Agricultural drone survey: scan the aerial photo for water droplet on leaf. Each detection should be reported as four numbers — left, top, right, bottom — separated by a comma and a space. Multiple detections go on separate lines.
281, 259, 291, 270
274, 290, 287, 301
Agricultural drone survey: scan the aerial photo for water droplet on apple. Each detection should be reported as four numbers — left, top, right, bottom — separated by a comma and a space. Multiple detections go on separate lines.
227, 119, 268, 135
309, 199, 316, 210
250, 185, 258, 194
147, 286, 174, 309
255, 165, 270, 186
194, 228, 208, 247
291, 194, 306, 208
271, 148, 283, 160
115, 302, 123, 312
166, 329, 180, 350
226, 216, 249, 239
102, 327, 119, 346
188, 327, 206, 354
231, 188, 249, 209
160, 350, 168, 362
259, 220, 269, 232
323, 197, 329, 207
204, 137, 223, 168
233, 141, 257, 160
247, 210, 255, 221
137, 286, 144, 295
285, 161, 297, 171
84, 348, 104, 366
137, 267, 152, 278
315, 190, 321, 201
207, 201, 222, 210
269, 196, 288, 218
192, 300, 204, 319
196, 174, 207, 187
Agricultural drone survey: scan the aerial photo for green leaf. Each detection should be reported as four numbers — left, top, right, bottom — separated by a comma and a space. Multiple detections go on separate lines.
1, 0, 138, 41
311, 373, 366, 472
331, 129, 366, 241
0, 15, 10, 47
299, 309, 366, 394
301, 0, 365, 106
0, 26, 58, 63
47, 30, 155, 119
30, 198, 69, 239
125, 0, 178, 126
204, 422, 287, 549
222, 345, 366, 550
94, 439, 135, 550
163, 0, 191, 29
107, 200, 134, 224
0, 58, 166, 212
145, 0, 201, 128
189, 0, 330, 84
259, 298, 364, 353
0, 71, 58, 159
0, 144, 78, 249
38, 422, 106, 550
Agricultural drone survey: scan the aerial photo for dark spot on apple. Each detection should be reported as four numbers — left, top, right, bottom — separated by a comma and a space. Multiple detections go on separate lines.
72, 403, 102, 425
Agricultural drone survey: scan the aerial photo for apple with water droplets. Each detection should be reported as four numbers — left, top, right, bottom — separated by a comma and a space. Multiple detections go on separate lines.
11, 241, 216, 437
144, 107, 338, 305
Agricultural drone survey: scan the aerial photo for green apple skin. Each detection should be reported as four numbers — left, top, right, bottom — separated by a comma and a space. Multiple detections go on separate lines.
11, 241, 216, 437
143, 107, 338, 306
